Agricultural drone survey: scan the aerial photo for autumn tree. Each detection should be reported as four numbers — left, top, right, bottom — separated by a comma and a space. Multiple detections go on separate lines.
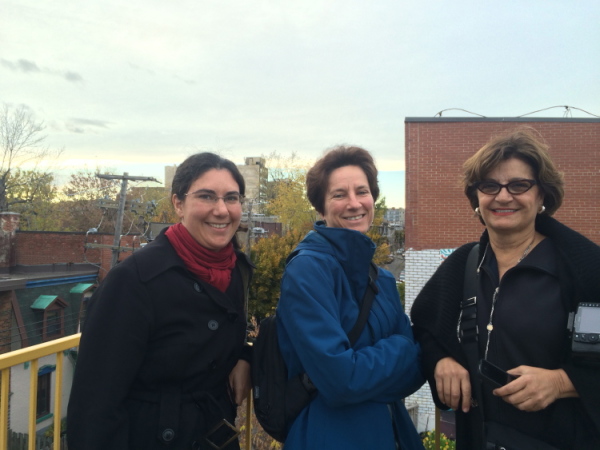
0, 104, 62, 211
131, 186, 178, 224
248, 229, 306, 319
57, 170, 122, 232
7, 169, 59, 230
260, 152, 314, 231
367, 196, 392, 266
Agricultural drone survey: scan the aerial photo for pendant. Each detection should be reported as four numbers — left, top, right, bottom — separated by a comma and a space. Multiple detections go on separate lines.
487, 324, 493, 331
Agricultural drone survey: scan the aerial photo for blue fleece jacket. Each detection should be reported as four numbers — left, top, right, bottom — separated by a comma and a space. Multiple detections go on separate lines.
277, 222, 424, 449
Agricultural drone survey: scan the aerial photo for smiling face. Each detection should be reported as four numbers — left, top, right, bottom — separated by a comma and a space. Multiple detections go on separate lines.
322, 165, 374, 233
172, 168, 242, 251
477, 157, 544, 237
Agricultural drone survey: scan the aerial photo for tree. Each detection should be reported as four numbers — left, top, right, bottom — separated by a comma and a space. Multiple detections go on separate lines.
261, 152, 316, 232
248, 229, 306, 319
60, 170, 122, 232
0, 104, 62, 211
7, 169, 60, 230
393, 228, 405, 249
367, 196, 392, 265
133, 186, 178, 224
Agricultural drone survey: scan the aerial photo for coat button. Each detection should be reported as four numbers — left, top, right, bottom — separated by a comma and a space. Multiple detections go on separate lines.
194, 282, 201, 292
208, 320, 219, 330
162, 428, 175, 442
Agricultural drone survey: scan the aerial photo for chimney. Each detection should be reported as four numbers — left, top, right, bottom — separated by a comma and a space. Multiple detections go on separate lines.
0, 212, 20, 272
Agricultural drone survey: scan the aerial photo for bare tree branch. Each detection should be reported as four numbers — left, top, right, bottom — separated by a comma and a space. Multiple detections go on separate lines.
0, 103, 63, 210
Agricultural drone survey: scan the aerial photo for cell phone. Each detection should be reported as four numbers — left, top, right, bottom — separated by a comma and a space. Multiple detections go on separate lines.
478, 359, 517, 388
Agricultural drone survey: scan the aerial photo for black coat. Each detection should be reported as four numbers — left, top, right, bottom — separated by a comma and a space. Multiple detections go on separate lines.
67, 229, 253, 450
411, 215, 600, 449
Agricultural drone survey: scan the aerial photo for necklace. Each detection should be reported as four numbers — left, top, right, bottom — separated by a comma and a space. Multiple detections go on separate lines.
517, 233, 536, 263
483, 233, 536, 359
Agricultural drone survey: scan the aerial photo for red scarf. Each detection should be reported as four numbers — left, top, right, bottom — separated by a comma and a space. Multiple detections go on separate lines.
165, 223, 237, 292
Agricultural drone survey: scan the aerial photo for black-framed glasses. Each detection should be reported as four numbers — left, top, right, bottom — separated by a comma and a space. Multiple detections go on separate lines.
474, 179, 537, 195
185, 190, 245, 205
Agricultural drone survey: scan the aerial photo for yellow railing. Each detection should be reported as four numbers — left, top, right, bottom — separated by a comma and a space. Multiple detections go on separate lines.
0, 334, 254, 450
0, 334, 79, 450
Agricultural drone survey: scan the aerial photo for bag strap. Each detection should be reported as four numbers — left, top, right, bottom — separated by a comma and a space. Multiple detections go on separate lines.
347, 262, 379, 346
460, 244, 488, 447
299, 260, 379, 393
459, 244, 480, 347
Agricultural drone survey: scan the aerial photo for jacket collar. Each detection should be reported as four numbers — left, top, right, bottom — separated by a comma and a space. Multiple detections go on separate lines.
293, 221, 377, 301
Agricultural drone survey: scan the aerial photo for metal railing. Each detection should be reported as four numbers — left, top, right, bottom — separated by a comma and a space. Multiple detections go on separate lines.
0, 334, 79, 450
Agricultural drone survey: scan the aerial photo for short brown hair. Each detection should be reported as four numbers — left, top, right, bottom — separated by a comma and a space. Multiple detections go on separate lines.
306, 145, 379, 216
462, 128, 564, 216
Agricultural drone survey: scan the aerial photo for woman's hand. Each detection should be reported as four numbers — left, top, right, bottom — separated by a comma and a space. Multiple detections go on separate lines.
493, 366, 578, 412
228, 359, 251, 406
434, 357, 472, 412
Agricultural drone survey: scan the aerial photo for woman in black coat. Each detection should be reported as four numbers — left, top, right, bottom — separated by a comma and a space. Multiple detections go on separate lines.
411, 129, 600, 449
68, 153, 253, 450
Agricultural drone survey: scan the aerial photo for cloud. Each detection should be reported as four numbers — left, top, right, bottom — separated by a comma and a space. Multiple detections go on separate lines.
1, 58, 83, 83
64, 71, 83, 82
65, 118, 111, 134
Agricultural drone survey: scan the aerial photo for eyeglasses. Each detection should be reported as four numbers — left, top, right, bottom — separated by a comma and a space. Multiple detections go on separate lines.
184, 190, 244, 205
474, 179, 537, 195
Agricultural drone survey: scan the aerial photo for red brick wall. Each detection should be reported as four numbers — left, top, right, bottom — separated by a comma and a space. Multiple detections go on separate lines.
15, 232, 140, 281
405, 119, 600, 250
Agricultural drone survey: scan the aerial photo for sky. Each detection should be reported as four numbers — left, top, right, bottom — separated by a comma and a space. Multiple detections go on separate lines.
2, 1, 599, 208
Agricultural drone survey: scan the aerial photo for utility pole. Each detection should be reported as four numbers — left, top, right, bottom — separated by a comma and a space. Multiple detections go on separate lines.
96, 173, 159, 268
245, 199, 253, 257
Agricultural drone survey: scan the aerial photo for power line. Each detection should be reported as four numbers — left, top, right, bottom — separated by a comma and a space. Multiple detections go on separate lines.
517, 105, 600, 118
434, 105, 600, 119
435, 108, 486, 118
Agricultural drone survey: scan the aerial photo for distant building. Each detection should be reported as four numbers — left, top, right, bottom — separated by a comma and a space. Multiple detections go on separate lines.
237, 157, 266, 201
384, 207, 405, 225
164, 164, 177, 189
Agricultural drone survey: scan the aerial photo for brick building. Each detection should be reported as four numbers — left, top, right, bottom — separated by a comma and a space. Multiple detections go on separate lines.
402, 117, 600, 432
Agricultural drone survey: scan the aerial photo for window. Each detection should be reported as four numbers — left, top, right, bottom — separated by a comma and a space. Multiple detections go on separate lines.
37, 372, 51, 419
31, 296, 68, 342
46, 309, 62, 338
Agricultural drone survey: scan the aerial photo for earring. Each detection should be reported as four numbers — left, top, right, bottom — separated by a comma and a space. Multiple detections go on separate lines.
475, 207, 481, 216
538, 205, 546, 214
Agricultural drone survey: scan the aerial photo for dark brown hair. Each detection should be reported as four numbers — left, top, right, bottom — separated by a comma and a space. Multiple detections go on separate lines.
172, 152, 245, 200
462, 128, 564, 216
306, 145, 379, 215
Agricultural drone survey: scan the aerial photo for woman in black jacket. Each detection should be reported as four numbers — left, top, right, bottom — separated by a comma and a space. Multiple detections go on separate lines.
68, 153, 253, 450
411, 128, 600, 449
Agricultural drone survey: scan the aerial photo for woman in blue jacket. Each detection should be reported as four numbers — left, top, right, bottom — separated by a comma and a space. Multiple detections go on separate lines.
277, 145, 424, 449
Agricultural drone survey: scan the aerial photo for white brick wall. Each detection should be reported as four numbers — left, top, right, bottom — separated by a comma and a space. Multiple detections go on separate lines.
405, 248, 455, 432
